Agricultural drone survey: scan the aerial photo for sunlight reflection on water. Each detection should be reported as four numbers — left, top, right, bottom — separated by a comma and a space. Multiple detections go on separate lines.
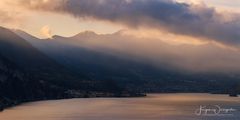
0, 94, 239, 120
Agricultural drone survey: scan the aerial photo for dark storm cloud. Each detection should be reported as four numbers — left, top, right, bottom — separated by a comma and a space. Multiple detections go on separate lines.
20, 0, 240, 45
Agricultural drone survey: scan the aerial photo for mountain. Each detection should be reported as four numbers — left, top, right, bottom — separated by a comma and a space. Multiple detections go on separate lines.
0, 27, 144, 111
15, 30, 240, 94
0, 53, 66, 111
3, 27, 131, 92
0, 27, 79, 87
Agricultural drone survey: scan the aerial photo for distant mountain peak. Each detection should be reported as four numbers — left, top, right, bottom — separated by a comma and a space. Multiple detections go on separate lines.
73, 31, 97, 38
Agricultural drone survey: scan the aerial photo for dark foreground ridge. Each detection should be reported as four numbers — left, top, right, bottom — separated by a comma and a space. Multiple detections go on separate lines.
0, 52, 144, 111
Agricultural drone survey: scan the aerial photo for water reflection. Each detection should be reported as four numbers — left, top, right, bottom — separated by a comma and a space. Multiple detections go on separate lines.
0, 94, 239, 120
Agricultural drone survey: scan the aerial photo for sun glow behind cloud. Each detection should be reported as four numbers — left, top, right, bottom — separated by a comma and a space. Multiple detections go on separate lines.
40, 25, 52, 38
0, 0, 123, 38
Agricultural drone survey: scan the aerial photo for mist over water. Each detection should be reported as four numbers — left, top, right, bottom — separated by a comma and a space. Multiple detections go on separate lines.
1, 94, 239, 120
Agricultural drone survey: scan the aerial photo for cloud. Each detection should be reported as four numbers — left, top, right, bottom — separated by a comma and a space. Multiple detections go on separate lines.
0, 10, 23, 25
0, 1, 27, 28
40, 25, 52, 38
17, 0, 240, 45
0, 10, 14, 23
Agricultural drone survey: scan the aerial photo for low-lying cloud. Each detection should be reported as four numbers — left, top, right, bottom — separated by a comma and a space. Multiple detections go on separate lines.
18, 0, 240, 45
40, 25, 52, 38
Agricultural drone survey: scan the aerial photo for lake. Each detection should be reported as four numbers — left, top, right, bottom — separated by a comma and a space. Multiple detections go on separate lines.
0, 94, 239, 120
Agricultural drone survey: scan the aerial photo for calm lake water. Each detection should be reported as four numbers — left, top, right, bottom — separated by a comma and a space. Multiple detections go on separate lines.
0, 94, 239, 120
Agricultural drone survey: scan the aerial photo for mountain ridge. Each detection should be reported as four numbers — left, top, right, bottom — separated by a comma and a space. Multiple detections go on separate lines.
15, 28, 240, 94
1, 27, 143, 111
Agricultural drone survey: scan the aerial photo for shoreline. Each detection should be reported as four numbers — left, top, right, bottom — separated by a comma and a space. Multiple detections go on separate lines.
1, 92, 238, 112
0, 92, 146, 112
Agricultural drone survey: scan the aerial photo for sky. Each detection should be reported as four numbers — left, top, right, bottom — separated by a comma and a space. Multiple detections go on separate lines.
0, 0, 239, 39
1, 0, 240, 72
0, 0, 123, 38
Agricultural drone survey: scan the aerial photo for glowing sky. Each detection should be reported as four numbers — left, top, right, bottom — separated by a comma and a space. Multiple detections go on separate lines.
0, 0, 239, 39
0, 0, 123, 38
